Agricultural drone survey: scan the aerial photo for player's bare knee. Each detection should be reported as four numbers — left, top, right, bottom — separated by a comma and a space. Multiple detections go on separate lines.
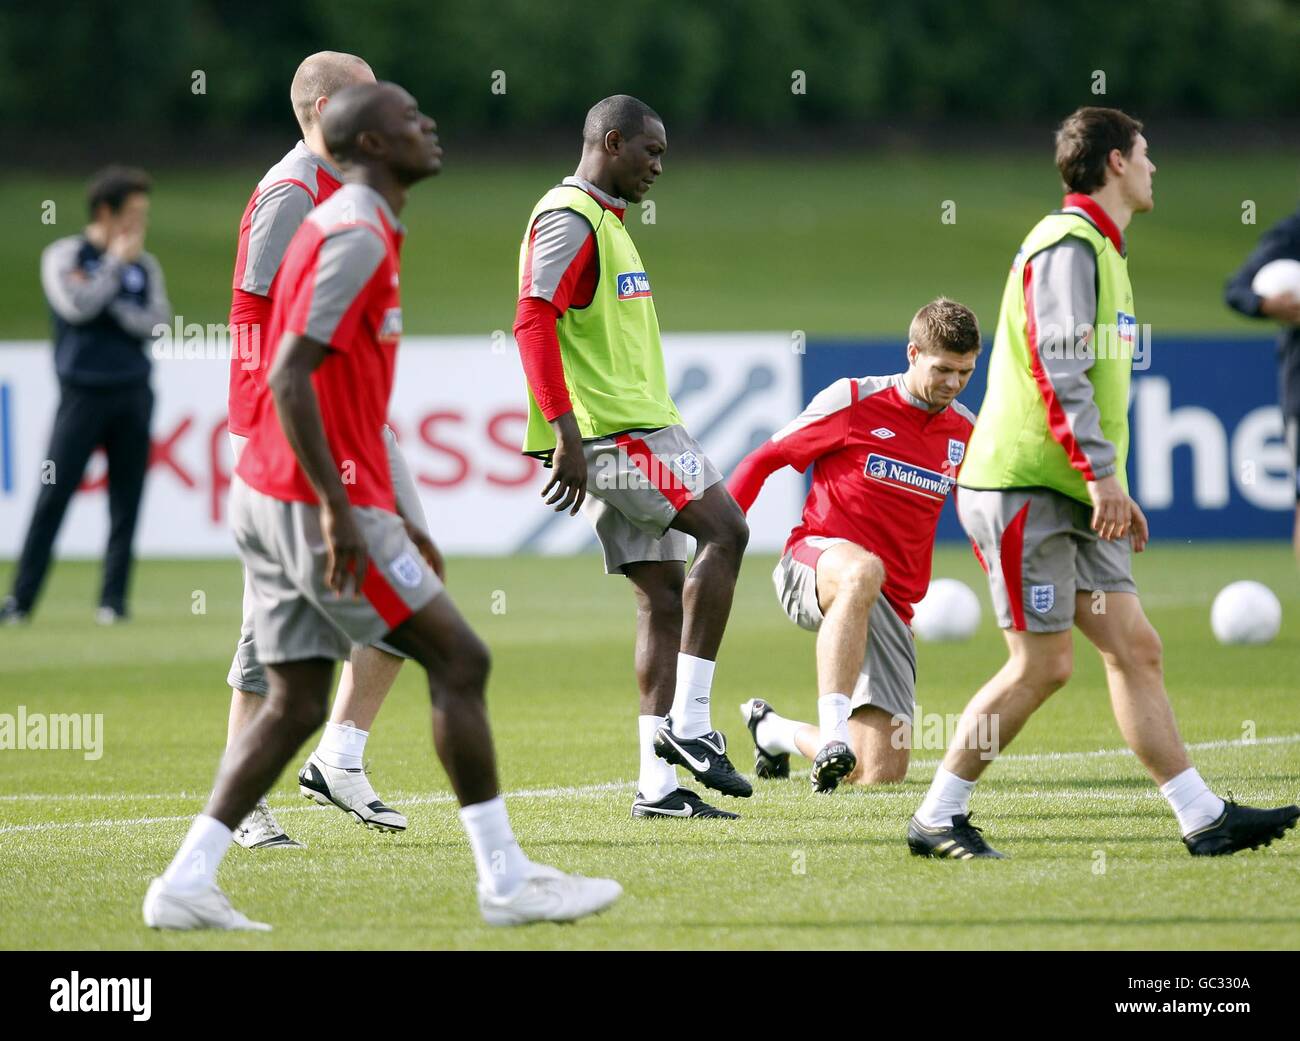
1011, 645, 1072, 696
839, 554, 885, 601
1112, 623, 1163, 677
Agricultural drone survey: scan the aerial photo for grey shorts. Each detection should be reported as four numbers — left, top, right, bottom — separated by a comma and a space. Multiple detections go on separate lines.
957, 486, 1137, 633
772, 535, 917, 724
226, 428, 431, 692
580, 425, 723, 574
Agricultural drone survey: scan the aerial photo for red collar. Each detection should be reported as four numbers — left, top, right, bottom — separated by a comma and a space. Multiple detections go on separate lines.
1062, 193, 1124, 252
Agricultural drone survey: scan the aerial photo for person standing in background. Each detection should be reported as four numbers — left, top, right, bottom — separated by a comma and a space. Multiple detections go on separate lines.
2, 166, 170, 625
1224, 201, 1300, 568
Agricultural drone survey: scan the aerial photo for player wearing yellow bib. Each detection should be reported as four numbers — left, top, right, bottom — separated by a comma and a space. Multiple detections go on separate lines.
909, 107, 1298, 859
512, 96, 752, 819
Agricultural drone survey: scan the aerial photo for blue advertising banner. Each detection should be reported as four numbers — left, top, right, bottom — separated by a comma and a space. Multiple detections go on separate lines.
801, 337, 1295, 541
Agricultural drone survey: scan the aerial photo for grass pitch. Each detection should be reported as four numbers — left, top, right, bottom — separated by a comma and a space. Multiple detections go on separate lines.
1, 544, 1298, 950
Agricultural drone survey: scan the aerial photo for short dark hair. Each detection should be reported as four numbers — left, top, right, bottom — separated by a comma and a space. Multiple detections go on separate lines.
86, 165, 152, 218
909, 297, 982, 355
582, 94, 662, 148
1055, 107, 1143, 194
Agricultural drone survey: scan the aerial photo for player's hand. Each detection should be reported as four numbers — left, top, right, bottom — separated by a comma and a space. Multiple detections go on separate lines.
1260, 291, 1300, 325
1128, 497, 1149, 553
406, 522, 445, 581
542, 422, 587, 516
1086, 474, 1129, 541
321, 500, 368, 597
108, 226, 145, 263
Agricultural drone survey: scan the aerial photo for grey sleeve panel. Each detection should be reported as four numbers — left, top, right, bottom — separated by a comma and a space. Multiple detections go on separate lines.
41, 237, 124, 323
107, 252, 172, 338
856, 373, 899, 400
950, 399, 977, 425
522, 208, 593, 303
303, 226, 387, 347
240, 180, 316, 294
1028, 238, 1116, 479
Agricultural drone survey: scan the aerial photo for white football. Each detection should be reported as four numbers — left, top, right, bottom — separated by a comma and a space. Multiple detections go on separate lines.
1250, 258, 1300, 300
912, 578, 981, 642
1210, 581, 1282, 645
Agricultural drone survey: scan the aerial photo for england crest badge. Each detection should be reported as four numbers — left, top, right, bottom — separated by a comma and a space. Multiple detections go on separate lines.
1030, 584, 1055, 614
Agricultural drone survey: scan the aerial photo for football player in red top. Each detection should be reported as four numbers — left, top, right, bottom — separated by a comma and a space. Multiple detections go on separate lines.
223, 52, 431, 848
728, 299, 981, 792
145, 83, 621, 931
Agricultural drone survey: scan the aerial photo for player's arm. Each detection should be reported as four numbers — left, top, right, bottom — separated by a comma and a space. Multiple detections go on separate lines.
728, 378, 855, 512
107, 251, 173, 338
1224, 213, 1300, 324
268, 225, 389, 594
267, 331, 367, 595
1025, 239, 1142, 546
513, 208, 597, 515
40, 236, 128, 323
239, 180, 317, 296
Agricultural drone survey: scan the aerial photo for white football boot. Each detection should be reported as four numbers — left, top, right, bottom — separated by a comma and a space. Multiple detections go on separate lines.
233, 797, 304, 849
477, 863, 622, 926
142, 877, 271, 931
298, 752, 407, 832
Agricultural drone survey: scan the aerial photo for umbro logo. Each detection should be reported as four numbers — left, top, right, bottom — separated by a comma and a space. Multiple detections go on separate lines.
871, 427, 896, 439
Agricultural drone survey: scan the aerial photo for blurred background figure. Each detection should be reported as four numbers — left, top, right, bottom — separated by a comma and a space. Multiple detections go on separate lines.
1, 166, 171, 625
1225, 198, 1300, 567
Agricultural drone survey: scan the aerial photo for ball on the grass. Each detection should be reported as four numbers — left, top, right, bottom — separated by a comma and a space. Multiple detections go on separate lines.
912, 578, 981, 642
1210, 581, 1282, 645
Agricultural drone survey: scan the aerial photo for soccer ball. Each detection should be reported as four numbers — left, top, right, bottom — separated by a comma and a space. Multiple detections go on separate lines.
912, 578, 981, 642
1251, 258, 1300, 304
1210, 581, 1282, 645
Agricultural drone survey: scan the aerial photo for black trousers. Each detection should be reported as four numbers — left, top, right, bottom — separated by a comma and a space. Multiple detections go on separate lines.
10, 382, 154, 614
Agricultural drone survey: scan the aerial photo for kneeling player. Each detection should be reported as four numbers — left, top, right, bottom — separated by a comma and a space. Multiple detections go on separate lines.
728, 299, 980, 790
144, 83, 619, 929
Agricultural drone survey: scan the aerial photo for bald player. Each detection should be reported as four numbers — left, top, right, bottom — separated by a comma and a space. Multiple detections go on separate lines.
146, 82, 621, 929
225, 51, 432, 848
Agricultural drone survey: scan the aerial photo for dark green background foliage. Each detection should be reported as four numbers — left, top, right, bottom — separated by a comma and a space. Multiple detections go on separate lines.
3, 0, 1298, 138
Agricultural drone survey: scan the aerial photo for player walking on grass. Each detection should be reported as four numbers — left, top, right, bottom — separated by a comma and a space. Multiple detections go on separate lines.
144, 82, 620, 929
225, 51, 430, 848
513, 96, 752, 819
729, 300, 979, 791
909, 107, 1300, 859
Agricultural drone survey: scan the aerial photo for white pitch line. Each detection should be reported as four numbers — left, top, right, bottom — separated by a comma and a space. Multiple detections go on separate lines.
1, 734, 1295, 836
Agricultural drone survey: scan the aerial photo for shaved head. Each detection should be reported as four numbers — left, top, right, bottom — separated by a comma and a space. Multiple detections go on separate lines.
290, 50, 374, 133
319, 80, 441, 185
582, 94, 661, 150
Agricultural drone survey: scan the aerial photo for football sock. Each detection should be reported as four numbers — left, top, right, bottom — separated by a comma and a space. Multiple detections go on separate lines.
755, 709, 803, 756
670, 653, 715, 738
459, 796, 531, 898
162, 814, 232, 895
638, 715, 678, 801
916, 766, 977, 829
1159, 767, 1226, 835
817, 693, 852, 747
315, 721, 367, 770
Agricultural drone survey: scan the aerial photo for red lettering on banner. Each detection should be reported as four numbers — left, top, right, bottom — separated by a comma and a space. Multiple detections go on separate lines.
485, 410, 538, 487
418, 411, 470, 488
211, 417, 231, 523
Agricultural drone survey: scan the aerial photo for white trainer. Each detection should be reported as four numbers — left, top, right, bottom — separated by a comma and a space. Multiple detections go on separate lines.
478, 863, 622, 926
297, 752, 407, 832
233, 797, 304, 849
142, 877, 271, 931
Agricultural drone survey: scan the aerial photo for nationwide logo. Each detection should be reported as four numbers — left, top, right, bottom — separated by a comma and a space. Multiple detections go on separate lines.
617, 271, 652, 300
863, 453, 954, 501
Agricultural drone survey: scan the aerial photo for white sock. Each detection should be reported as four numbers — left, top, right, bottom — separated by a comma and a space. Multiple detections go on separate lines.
638, 715, 678, 801
459, 796, 532, 898
1159, 767, 1226, 835
316, 721, 367, 770
670, 654, 715, 738
916, 766, 978, 829
162, 814, 232, 895
817, 693, 852, 747
755, 709, 804, 756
